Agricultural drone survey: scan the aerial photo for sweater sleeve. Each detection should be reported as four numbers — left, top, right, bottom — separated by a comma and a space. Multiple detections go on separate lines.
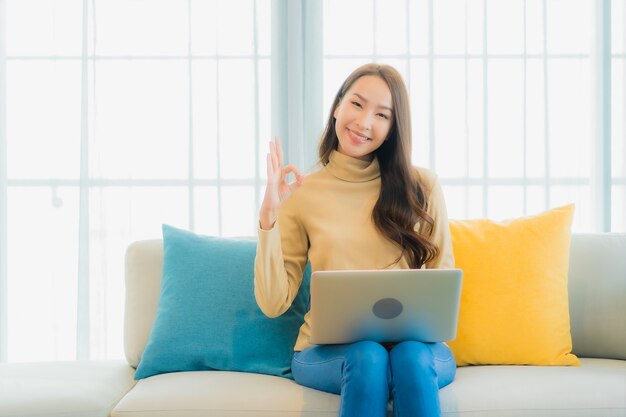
254, 197, 309, 318
423, 173, 455, 269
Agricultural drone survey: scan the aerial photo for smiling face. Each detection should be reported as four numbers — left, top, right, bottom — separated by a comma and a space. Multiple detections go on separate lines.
333, 75, 393, 161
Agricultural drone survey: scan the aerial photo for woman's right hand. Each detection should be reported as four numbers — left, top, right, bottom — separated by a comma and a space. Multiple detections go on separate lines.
259, 137, 304, 230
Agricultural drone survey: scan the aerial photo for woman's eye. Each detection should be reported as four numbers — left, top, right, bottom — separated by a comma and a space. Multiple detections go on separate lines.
378, 113, 389, 119
351, 101, 362, 108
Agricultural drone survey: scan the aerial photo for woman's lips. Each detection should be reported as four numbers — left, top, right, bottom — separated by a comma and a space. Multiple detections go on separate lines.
347, 128, 370, 144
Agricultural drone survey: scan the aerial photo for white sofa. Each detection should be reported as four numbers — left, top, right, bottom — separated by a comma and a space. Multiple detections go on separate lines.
1, 233, 625, 417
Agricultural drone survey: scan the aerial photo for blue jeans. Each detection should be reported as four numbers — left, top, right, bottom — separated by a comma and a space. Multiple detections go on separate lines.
291, 341, 456, 417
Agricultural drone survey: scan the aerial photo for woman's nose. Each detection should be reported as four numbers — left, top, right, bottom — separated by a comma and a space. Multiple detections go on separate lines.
357, 112, 373, 130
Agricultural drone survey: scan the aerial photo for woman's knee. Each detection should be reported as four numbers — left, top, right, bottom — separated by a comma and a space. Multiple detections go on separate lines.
390, 341, 434, 372
343, 341, 389, 378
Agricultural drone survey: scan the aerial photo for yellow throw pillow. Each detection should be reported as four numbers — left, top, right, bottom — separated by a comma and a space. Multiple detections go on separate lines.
448, 205, 580, 366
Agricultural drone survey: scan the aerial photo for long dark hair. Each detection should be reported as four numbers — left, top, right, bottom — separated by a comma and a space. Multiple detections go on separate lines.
318, 63, 439, 268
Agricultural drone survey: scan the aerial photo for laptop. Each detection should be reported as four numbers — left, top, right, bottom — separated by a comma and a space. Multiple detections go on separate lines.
308, 269, 463, 345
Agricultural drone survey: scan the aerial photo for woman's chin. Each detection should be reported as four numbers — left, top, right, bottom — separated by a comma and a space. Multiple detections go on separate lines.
337, 141, 374, 160
337, 147, 371, 161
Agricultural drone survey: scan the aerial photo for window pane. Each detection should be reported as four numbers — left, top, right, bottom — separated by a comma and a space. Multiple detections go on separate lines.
434, 0, 468, 54
467, 59, 485, 178
190, 0, 218, 56
7, 186, 79, 362
526, 59, 546, 178
488, 59, 524, 178
92, 0, 188, 56
258, 59, 271, 181
442, 185, 467, 220
409, 0, 429, 55
256, 0, 272, 56
221, 186, 255, 236
220, 0, 255, 55
546, 0, 591, 54
548, 58, 590, 178
526, 0, 545, 55
487, 0, 524, 55
612, 0, 625, 54
467, 0, 485, 55
88, 186, 189, 359
410, 58, 431, 168
323, 0, 374, 55
375, 0, 408, 55
550, 185, 590, 232
194, 187, 220, 236
190, 0, 268, 56
613, 185, 626, 232
467, 185, 486, 218
90, 187, 188, 241
91, 60, 189, 179
434, 59, 468, 177
487, 186, 526, 220
218, 60, 256, 179
526, 185, 547, 215
192, 61, 219, 179
442, 185, 485, 220
6, 0, 81, 56
7, 61, 81, 179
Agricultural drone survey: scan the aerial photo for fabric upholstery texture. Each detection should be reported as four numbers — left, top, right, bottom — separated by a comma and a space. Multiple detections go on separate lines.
124, 239, 163, 368
439, 358, 626, 417
568, 233, 626, 360
118, 232, 625, 417
110, 359, 626, 417
448, 205, 580, 366
112, 370, 340, 417
134, 225, 310, 380
0, 360, 135, 417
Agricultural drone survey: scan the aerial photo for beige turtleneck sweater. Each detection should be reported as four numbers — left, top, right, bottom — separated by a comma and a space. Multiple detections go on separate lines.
254, 150, 454, 351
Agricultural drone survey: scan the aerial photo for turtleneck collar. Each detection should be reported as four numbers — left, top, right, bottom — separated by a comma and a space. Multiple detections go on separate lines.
325, 150, 381, 183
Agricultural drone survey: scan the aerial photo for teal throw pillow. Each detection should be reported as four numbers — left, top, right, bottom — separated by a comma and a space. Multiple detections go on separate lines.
134, 224, 310, 380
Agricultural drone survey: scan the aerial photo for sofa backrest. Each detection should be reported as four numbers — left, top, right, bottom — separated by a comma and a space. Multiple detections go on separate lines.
567, 233, 626, 360
124, 239, 162, 368
124, 234, 626, 368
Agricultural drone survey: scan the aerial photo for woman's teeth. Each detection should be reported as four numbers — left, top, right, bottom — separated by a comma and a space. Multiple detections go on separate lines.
349, 129, 368, 142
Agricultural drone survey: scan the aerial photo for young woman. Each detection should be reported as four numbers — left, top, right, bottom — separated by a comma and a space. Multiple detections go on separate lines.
254, 63, 456, 417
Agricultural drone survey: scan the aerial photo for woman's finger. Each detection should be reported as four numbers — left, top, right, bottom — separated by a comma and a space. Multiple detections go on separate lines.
283, 164, 304, 186
283, 165, 304, 192
269, 141, 279, 174
266, 153, 272, 178
283, 164, 302, 178
275, 136, 284, 166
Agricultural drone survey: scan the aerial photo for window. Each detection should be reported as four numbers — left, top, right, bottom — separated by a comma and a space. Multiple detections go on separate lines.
0, 0, 623, 363
322, 0, 624, 231
1, 0, 271, 362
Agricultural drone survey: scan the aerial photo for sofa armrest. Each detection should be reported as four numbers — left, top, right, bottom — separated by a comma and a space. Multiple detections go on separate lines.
124, 239, 163, 368
568, 233, 626, 360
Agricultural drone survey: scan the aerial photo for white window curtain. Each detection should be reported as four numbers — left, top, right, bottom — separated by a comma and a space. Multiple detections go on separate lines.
0, 0, 624, 363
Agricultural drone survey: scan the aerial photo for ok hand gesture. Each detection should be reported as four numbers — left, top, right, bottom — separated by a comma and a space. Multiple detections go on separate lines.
259, 137, 304, 230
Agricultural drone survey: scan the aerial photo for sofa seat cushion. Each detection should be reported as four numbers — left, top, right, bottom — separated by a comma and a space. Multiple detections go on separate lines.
111, 370, 340, 417
0, 360, 136, 417
112, 359, 625, 417
441, 358, 626, 416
